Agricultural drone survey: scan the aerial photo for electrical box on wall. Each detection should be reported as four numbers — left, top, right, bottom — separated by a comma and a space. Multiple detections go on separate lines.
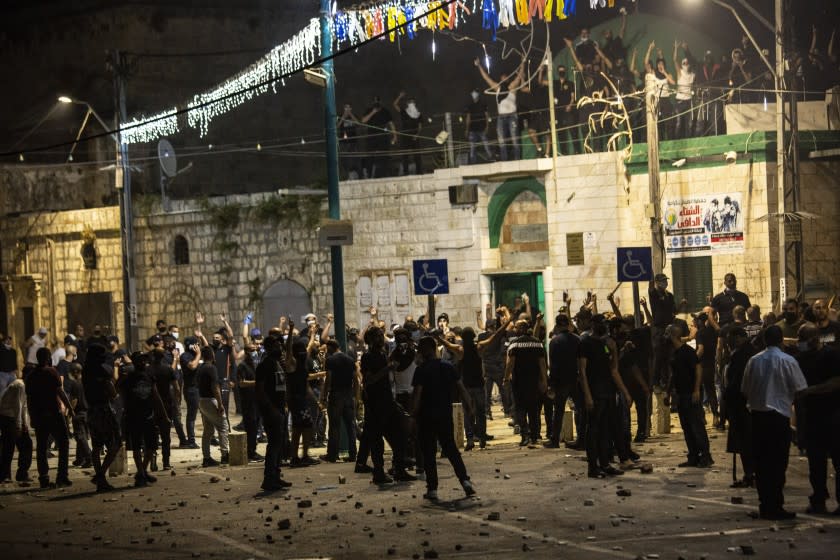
448, 181, 479, 205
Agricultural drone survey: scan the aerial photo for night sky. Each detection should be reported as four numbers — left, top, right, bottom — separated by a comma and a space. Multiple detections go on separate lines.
1, 0, 837, 186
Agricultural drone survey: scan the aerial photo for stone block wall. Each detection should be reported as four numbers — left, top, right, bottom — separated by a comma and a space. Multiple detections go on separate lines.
0, 206, 123, 346
132, 194, 332, 342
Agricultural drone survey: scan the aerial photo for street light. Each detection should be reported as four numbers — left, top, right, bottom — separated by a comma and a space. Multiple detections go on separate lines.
57, 95, 118, 161
58, 92, 136, 350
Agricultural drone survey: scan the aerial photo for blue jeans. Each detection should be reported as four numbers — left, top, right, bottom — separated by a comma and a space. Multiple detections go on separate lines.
496, 114, 520, 161
326, 390, 357, 460
468, 131, 493, 163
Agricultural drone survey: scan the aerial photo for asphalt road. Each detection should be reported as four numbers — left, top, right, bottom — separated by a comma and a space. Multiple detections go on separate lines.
1, 405, 839, 560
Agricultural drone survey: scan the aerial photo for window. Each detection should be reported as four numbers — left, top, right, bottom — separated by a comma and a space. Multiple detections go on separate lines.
174, 235, 190, 265
670, 256, 713, 313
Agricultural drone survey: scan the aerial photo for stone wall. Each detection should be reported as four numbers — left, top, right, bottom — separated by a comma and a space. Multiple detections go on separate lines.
0, 206, 123, 347
0, 164, 116, 216
132, 194, 332, 342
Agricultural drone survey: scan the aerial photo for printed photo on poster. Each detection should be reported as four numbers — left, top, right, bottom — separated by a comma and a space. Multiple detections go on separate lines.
662, 193, 745, 255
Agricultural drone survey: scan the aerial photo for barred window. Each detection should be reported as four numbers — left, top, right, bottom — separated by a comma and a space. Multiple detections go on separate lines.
174, 235, 190, 265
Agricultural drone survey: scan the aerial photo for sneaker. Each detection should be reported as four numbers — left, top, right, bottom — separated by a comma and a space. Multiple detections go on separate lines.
588, 468, 606, 479
180, 442, 200, 450
210, 437, 219, 446
15, 472, 32, 483
423, 489, 439, 501
233, 423, 245, 432
261, 478, 292, 492
354, 463, 373, 474
678, 460, 698, 468
462, 479, 476, 497
372, 472, 393, 484
565, 441, 585, 451
806, 502, 828, 514
220, 452, 229, 464
39, 478, 52, 489
55, 478, 73, 488
202, 457, 220, 468
300, 456, 320, 466
134, 474, 148, 488
96, 479, 115, 493
465, 440, 475, 451
484, 434, 495, 441
249, 453, 265, 463
479, 439, 487, 449
633, 435, 647, 444
619, 459, 635, 470
393, 470, 417, 482
319, 454, 338, 463
543, 441, 560, 449
144, 473, 157, 483
603, 465, 624, 476
696, 457, 713, 469
519, 438, 529, 447
760, 509, 796, 520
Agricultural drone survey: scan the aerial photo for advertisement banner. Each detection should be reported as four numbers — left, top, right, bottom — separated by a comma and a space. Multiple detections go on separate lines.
662, 194, 745, 255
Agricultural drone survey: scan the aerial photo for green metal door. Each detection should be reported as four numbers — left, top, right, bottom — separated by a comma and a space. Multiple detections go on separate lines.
492, 273, 543, 318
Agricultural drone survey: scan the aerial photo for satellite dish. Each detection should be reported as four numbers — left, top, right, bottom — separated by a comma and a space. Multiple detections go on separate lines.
158, 139, 177, 178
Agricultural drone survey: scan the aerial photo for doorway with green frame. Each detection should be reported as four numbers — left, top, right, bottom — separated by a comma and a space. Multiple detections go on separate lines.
490, 272, 545, 319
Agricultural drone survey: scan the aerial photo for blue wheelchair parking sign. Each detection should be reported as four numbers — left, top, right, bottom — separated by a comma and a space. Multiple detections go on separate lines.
413, 259, 449, 295
616, 247, 653, 282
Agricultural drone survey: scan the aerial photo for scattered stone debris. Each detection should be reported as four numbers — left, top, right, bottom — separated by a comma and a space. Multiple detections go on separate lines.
740, 545, 755, 555
617, 489, 632, 497
276, 519, 291, 530
584, 499, 595, 506
423, 549, 439, 559
731, 497, 744, 505
640, 464, 654, 474
487, 512, 501, 521
209, 476, 220, 483
297, 500, 312, 508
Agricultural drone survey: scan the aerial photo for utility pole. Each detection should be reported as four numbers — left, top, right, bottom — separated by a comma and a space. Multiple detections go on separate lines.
645, 79, 664, 276
545, 49, 560, 204
774, 0, 788, 303
320, 0, 347, 352
113, 50, 137, 351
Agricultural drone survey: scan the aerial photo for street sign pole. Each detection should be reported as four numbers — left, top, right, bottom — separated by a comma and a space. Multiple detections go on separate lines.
320, 0, 346, 352
632, 281, 641, 328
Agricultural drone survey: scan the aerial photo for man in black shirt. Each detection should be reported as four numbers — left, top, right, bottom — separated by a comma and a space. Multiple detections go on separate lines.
361, 96, 397, 178
648, 273, 676, 389
255, 334, 294, 492
724, 327, 757, 488
813, 299, 840, 350
795, 324, 840, 514
83, 344, 120, 492
360, 327, 413, 484
411, 336, 475, 501
179, 337, 201, 449
65, 363, 92, 468
197, 347, 229, 467
149, 349, 179, 470
237, 344, 262, 462
320, 340, 358, 463
546, 314, 579, 447
578, 316, 630, 478
694, 312, 720, 427
665, 324, 713, 468
465, 89, 493, 163
392, 91, 423, 175
124, 352, 168, 487
711, 273, 751, 327
505, 320, 548, 446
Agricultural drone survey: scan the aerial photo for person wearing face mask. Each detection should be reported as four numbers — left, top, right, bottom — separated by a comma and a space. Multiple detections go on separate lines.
361, 95, 397, 178
319, 340, 358, 464
794, 324, 840, 515
724, 327, 757, 488
711, 273, 751, 327
775, 298, 803, 349
564, 37, 609, 152
236, 344, 263, 462
464, 88, 494, 163
643, 41, 676, 140
392, 91, 423, 176
672, 41, 696, 140
255, 334, 294, 491
648, 273, 676, 389
475, 58, 525, 161
538, 64, 578, 155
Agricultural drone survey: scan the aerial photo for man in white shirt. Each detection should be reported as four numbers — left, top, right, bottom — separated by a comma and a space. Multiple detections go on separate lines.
0, 367, 33, 483
742, 325, 808, 520
23, 327, 48, 366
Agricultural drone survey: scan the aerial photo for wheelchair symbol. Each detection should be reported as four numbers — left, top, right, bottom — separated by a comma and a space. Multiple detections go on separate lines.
418, 262, 444, 293
621, 250, 647, 281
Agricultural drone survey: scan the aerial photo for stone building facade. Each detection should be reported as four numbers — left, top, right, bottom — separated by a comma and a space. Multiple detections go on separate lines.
2, 131, 839, 350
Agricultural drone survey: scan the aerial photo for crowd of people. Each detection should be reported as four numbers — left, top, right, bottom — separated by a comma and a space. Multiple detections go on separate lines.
336, 10, 840, 178
1, 275, 838, 517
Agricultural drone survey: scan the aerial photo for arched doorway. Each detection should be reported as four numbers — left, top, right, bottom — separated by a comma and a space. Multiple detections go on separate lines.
162, 286, 202, 339
262, 280, 311, 329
